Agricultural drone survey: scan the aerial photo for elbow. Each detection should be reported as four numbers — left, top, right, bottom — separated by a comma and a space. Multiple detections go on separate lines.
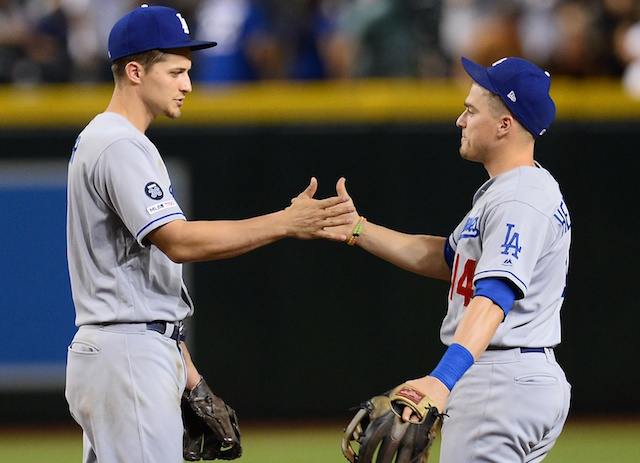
147, 222, 192, 263
163, 247, 190, 264
154, 241, 191, 264
166, 254, 187, 264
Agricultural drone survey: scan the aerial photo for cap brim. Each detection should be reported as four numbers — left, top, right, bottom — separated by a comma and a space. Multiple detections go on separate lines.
461, 57, 497, 94
158, 40, 217, 53
187, 40, 217, 51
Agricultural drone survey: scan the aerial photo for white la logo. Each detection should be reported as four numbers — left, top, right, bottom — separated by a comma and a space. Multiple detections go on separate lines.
176, 13, 189, 34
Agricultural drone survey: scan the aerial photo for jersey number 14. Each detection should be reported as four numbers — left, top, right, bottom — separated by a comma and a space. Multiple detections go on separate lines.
449, 255, 477, 306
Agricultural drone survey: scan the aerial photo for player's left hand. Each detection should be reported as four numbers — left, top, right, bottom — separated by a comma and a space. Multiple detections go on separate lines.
402, 376, 449, 422
320, 177, 360, 240
342, 383, 443, 463
182, 377, 242, 460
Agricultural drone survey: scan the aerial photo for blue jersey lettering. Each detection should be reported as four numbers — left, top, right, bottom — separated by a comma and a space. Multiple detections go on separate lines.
554, 199, 571, 234
500, 223, 522, 258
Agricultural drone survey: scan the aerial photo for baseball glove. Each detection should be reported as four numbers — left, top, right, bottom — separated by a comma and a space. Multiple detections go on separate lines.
341, 383, 442, 463
181, 377, 242, 461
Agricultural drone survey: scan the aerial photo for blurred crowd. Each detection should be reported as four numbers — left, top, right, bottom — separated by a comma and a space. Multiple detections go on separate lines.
3, 0, 640, 88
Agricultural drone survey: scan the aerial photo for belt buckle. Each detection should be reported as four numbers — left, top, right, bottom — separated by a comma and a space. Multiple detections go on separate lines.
177, 322, 186, 342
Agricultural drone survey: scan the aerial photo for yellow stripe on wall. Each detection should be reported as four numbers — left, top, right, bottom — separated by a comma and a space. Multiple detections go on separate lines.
1, 78, 639, 129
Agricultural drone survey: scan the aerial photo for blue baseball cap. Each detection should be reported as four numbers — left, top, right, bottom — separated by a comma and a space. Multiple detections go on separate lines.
108, 4, 217, 62
461, 56, 556, 137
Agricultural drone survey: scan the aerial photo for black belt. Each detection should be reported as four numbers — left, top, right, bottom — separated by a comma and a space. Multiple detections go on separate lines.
146, 321, 186, 342
487, 346, 546, 353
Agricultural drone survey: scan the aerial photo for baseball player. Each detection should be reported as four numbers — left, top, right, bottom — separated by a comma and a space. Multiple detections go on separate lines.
337, 56, 572, 463
64, 5, 352, 463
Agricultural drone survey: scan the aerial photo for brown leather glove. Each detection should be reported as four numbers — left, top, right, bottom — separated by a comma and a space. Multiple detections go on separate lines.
342, 383, 442, 463
182, 377, 242, 461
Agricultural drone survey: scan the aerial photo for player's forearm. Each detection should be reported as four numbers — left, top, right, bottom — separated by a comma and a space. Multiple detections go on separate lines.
180, 341, 202, 390
356, 222, 451, 280
189, 214, 290, 261
451, 295, 504, 359
151, 212, 291, 263
414, 297, 503, 405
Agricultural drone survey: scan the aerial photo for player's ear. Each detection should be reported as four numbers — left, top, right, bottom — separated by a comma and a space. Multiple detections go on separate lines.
497, 114, 514, 138
125, 61, 144, 83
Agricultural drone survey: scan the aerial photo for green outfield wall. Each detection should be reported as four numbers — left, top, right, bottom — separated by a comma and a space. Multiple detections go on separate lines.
0, 80, 638, 423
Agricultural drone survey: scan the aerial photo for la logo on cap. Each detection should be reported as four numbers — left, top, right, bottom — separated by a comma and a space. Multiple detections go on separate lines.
138, 4, 189, 34
176, 12, 190, 34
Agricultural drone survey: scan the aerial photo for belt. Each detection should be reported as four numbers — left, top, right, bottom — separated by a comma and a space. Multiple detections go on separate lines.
520, 347, 545, 354
486, 346, 546, 353
146, 321, 186, 342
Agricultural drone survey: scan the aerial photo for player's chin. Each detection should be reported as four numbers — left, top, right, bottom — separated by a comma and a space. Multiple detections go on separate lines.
459, 145, 469, 159
165, 108, 182, 119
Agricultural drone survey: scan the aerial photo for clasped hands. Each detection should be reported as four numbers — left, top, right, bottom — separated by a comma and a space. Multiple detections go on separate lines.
286, 177, 359, 241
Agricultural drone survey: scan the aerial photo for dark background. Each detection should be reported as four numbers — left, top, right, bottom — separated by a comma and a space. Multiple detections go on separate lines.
1, 120, 637, 423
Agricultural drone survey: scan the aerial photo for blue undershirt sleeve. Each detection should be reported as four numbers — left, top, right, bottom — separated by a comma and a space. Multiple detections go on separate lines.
474, 278, 517, 316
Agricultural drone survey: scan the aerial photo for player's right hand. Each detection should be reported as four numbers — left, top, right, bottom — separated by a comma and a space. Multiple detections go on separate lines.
284, 177, 354, 241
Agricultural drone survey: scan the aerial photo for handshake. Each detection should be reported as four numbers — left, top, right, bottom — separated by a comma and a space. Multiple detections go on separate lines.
281, 177, 362, 243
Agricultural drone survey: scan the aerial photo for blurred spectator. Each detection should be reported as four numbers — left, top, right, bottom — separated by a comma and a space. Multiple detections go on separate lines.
445, 2, 523, 80
601, 0, 640, 97
443, 0, 629, 81
335, 0, 449, 78
191, 0, 282, 82
2, 0, 640, 84
0, 0, 135, 84
517, 0, 559, 67
267, 0, 343, 80
25, 1, 72, 83
191, 0, 344, 83
59, 0, 135, 82
545, 0, 610, 77
330, 0, 386, 78
0, 0, 33, 83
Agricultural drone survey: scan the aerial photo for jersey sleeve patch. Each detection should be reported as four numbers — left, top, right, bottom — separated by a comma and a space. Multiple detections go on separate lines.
145, 181, 164, 200
147, 200, 178, 215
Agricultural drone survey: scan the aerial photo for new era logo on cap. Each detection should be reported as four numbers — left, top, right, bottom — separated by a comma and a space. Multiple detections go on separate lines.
108, 4, 216, 62
461, 56, 556, 137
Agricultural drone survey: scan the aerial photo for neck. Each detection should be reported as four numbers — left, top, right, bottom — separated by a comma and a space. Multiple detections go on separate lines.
484, 143, 535, 178
105, 85, 154, 133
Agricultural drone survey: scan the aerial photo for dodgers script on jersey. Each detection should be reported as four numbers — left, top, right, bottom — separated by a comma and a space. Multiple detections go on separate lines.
67, 112, 193, 326
441, 163, 571, 348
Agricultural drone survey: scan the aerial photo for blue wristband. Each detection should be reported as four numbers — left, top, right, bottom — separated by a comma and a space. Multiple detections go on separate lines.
430, 343, 475, 391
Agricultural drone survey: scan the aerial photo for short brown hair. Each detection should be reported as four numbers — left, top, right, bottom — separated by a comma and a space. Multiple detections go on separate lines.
111, 49, 169, 80
483, 88, 510, 119
482, 87, 534, 141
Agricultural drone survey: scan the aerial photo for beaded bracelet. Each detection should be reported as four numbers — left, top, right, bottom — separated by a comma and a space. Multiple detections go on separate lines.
347, 216, 366, 246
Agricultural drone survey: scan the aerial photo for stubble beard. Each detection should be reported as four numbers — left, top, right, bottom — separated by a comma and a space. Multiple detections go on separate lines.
459, 139, 485, 164
165, 106, 182, 120
459, 140, 470, 160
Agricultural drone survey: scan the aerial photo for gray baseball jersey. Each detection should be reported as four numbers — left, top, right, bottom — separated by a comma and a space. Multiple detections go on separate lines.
67, 112, 193, 326
441, 163, 571, 347
438, 163, 572, 462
